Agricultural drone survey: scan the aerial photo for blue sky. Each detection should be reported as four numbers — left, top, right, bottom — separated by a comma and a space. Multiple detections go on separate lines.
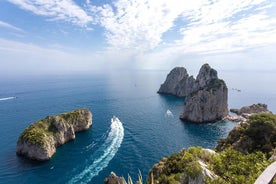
0, 0, 276, 75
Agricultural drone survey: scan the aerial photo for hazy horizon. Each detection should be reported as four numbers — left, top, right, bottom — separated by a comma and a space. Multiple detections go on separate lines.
1, 0, 276, 76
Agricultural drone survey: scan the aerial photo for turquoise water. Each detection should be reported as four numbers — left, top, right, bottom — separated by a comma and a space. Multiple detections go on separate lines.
0, 70, 275, 183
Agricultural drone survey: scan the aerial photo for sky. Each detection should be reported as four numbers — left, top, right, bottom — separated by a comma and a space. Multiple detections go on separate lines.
0, 0, 276, 75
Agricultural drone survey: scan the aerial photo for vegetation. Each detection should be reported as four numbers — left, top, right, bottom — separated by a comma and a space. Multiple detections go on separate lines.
216, 113, 276, 157
207, 148, 272, 184
18, 109, 88, 147
206, 79, 226, 92
60, 108, 90, 127
146, 147, 217, 183
19, 117, 54, 147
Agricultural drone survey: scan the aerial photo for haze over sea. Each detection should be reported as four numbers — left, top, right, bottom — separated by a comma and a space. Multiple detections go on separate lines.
0, 70, 275, 184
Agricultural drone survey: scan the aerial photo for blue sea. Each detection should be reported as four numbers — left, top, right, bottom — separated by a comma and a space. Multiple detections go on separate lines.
0, 70, 275, 184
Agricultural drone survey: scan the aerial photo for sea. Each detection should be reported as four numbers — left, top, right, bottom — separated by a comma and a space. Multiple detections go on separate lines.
0, 70, 275, 184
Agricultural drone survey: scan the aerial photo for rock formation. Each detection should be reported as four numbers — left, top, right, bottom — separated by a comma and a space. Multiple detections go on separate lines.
158, 67, 196, 97
16, 108, 92, 161
224, 103, 271, 123
147, 147, 217, 184
216, 113, 276, 154
230, 103, 271, 116
104, 172, 125, 184
158, 63, 228, 123
144, 113, 276, 184
180, 79, 228, 123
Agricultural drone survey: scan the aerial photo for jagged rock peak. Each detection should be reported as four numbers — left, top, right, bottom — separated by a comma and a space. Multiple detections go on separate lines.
16, 109, 92, 161
196, 63, 218, 88
158, 63, 228, 123
157, 67, 192, 97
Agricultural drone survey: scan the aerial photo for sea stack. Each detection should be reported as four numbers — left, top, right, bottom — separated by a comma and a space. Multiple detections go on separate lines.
157, 67, 196, 97
158, 64, 228, 123
16, 109, 92, 161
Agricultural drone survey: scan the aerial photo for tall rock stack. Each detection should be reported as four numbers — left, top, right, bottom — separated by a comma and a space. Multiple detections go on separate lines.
158, 67, 196, 97
158, 64, 228, 123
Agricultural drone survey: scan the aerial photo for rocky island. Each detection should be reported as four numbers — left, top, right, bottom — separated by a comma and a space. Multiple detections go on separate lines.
158, 64, 228, 123
16, 108, 92, 161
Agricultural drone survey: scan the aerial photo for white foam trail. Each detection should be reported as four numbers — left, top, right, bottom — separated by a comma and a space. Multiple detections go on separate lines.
69, 116, 124, 184
165, 109, 173, 117
0, 97, 16, 101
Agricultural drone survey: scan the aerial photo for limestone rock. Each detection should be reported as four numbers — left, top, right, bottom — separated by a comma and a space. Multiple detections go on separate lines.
104, 172, 125, 184
16, 108, 92, 161
158, 67, 196, 97
180, 64, 228, 123
158, 64, 228, 123
180, 81, 228, 123
195, 63, 218, 89
230, 103, 271, 116
147, 148, 217, 184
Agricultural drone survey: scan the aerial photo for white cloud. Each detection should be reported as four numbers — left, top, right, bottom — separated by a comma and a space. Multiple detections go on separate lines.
85, 0, 276, 54
173, 0, 276, 54
88, 0, 190, 51
0, 20, 24, 32
8, 0, 93, 27
6, 0, 276, 56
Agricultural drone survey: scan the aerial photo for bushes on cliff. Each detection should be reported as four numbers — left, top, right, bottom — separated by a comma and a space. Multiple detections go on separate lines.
216, 113, 276, 156
207, 148, 272, 184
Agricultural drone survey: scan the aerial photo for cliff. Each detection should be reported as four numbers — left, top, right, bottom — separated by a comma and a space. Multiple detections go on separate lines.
158, 63, 228, 123
147, 147, 217, 184
146, 113, 276, 184
180, 79, 228, 123
16, 108, 92, 161
157, 67, 196, 97
216, 113, 276, 155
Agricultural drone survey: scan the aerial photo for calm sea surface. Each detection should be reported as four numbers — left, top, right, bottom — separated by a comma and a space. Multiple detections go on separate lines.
0, 70, 275, 183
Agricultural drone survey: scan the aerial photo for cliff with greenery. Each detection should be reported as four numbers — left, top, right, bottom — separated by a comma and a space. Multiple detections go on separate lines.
216, 113, 276, 156
146, 113, 276, 184
16, 108, 92, 161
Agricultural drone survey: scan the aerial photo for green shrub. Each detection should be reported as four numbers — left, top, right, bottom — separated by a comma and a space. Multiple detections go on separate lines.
208, 148, 271, 184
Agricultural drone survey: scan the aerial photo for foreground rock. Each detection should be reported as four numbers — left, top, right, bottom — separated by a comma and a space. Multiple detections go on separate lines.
145, 113, 276, 184
104, 172, 125, 184
16, 109, 92, 161
158, 64, 228, 123
147, 147, 217, 184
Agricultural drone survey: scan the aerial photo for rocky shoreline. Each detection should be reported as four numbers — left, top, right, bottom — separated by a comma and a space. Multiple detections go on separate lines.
224, 103, 272, 123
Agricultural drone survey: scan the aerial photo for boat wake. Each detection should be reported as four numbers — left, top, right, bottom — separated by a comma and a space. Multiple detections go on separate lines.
68, 116, 124, 184
0, 97, 16, 101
